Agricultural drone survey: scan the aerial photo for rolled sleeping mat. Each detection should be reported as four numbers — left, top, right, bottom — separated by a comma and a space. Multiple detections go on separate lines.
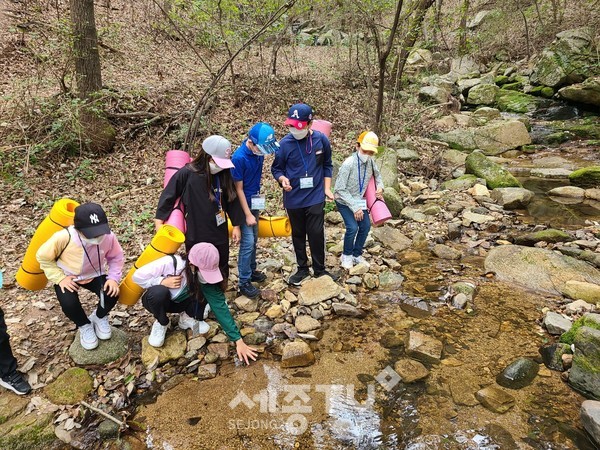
365, 177, 392, 226
16, 198, 80, 291
164, 150, 191, 187
311, 119, 332, 137
227, 216, 292, 238
164, 150, 191, 234
118, 224, 185, 306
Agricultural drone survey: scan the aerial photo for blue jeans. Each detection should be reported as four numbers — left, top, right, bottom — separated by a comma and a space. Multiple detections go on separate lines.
336, 201, 371, 257
238, 210, 259, 284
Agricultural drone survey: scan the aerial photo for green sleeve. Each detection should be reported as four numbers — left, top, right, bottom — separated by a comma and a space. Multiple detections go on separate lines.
200, 283, 241, 342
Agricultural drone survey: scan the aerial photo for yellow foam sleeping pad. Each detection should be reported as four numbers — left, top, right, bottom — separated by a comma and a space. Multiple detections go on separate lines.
16, 198, 80, 291
118, 224, 185, 306
227, 216, 291, 238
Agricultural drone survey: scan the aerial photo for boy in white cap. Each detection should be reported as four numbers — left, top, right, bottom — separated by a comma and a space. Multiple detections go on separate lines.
155, 135, 245, 290
36, 203, 124, 350
231, 122, 279, 298
334, 131, 384, 269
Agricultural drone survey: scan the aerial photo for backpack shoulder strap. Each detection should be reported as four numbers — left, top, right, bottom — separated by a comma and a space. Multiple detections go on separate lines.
56, 228, 71, 261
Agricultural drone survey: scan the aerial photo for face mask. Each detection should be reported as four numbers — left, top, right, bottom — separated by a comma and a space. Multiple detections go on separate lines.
358, 152, 370, 163
289, 127, 308, 140
209, 162, 223, 174
81, 235, 104, 245
248, 142, 264, 157
196, 270, 206, 284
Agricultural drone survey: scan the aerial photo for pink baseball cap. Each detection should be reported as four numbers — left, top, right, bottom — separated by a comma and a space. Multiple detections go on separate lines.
187, 243, 223, 284
202, 135, 234, 169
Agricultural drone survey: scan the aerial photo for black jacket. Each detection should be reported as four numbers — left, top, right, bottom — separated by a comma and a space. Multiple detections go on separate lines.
156, 165, 244, 248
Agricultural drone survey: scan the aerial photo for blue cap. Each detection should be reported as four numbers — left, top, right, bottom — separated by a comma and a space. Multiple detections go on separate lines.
248, 122, 280, 155
285, 103, 313, 129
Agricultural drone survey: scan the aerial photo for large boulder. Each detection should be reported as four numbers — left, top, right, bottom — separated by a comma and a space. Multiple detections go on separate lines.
436, 120, 531, 155
382, 187, 404, 217
581, 400, 600, 445
514, 228, 573, 246
467, 84, 499, 105
562, 280, 600, 304
449, 56, 481, 79
44, 367, 94, 405
298, 276, 341, 306
371, 226, 412, 252
559, 76, 600, 106
495, 90, 541, 113
465, 151, 522, 189
570, 327, 600, 398
530, 27, 599, 88
418, 86, 450, 105
484, 245, 600, 296
141, 332, 187, 368
374, 147, 399, 191
569, 166, 600, 189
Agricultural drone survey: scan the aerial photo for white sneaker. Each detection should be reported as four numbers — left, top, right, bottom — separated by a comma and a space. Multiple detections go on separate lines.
179, 312, 210, 334
148, 320, 168, 348
203, 304, 211, 320
353, 255, 370, 267
88, 310, 112, 340
79, 324, 98, 350
340, 254, 354, 270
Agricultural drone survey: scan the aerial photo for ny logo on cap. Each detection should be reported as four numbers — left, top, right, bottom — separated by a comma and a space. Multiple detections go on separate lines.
89, 213, 100, 224
291, 109, 300, 119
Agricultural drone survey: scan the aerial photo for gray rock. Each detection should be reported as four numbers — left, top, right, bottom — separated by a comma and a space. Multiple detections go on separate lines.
207, 343, 230, 360
383, 187, 404, 217
562, 280, 600, 303
418, 86, 450, 104
467, 83, 499, 105
298, 276, 342, 306
484, 245, 600, 296
257, 258, 284, 272
294, 315, 321, 333
97, 420, 120, 440
565, 300, 595, 315
476, 386, 515, 413
187, 336, 207, 353
441, 149, 468, 167
378, 271, 405, 290
432, 244, 462, 260
346, 276, 362, 285
204, 352, 218, 364
405, 330, 443, 364
490, 187, 535, 209
371, 226, 412, 252
394, 358, 429, 383
544, 312, 573, 335
530, 168, 573, 179
197, 363, 218, 380
281, 341, 315, 368
515, 229, 573, 246
570, 166, 600, 189
450, 55, 481, 78
472, 106, 501, 123
453, 281, 476, 297
465, 151, 521, 188
570, 326, 600, 398
436, 120, 531, 155
467, 10, 497, 28
69, 327, 128, 366
539, 343, 571, 371
348, 263, 369, 276
548, 186, 586, 198
559, 76, 600, 106
401, 207, 426, 223
452, 293, 469, 309
325, 211, 343, 224
252, 316, 274, 333
243, 332, 267, 345
374, 147, 399, 190
463, 210, 495, 225
332, 303, 366, 318
496, 357, 539, 389
234, 296, 258, 312
396, 147, 420, 161
442, 175, 479, 191
581, 400, 600, 445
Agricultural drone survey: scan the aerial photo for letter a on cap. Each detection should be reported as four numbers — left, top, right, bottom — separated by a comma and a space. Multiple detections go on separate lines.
291, 109, 300, 119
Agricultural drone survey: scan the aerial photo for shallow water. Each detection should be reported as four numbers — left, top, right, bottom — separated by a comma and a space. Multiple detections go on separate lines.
134, 252, 596, 449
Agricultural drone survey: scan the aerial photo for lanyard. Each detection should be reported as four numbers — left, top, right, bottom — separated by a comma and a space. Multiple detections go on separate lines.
214, 174, 222, 210
356, 153, 368, 193
80, 237, 102, 278
295, 134, 313, 176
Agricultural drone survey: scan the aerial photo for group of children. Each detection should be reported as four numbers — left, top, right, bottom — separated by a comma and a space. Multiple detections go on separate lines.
0, 103, 385, 396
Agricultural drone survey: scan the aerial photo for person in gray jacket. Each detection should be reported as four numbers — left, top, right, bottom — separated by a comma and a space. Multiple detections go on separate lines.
334, 131, 384, 270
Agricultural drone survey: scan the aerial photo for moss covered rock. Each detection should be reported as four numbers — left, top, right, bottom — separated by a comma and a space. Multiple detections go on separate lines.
441, 174, 478, 191
569, 324, 600, 399
569, 166, 600, 188
559, 76, 600, 106
382, 187, 403, 217
44, 367, 93, 405
69, 327, 128, 365
495, 89, 540, 113
514, 228, 573, 246
467, 84, 499, 105
0, 410, 55, 450
562, 280, 600, 303
465, 151, 521, 189
530, 85, 555, 98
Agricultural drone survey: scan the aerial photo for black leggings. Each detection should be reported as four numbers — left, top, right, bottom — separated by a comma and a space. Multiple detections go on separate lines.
141, 285, 207, 326
53, 275, 118, 328
0, 307, 18, 378
286, 202, 326, 273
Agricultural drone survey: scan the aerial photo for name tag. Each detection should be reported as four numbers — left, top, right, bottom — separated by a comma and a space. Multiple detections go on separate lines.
300, 177, 314, 189
251, 195, 266, 210
355, 199, 367, 210
215, 210, 226, 226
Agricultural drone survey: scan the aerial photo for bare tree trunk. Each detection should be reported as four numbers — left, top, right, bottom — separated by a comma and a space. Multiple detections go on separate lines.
394, 0, 435, 93
458, 0, 470, 55
70, 0, 102, 98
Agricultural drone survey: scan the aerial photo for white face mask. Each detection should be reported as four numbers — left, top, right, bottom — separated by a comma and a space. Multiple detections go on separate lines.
289, 127, 308, 140
358, 152, 370, 163
209, 162, 223, 174
196, 270, 206, 284
81, 235, 104, 245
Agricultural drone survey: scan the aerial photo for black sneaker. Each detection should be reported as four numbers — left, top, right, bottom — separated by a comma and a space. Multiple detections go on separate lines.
0, 371, 32, 395
239, 281, 260, 298
251, 271, 267, 283
288, 268, 310, 286
314, 270, 340, 282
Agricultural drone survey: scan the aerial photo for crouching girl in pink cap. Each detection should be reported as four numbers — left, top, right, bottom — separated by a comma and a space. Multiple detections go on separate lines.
134, 242, 258, 365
